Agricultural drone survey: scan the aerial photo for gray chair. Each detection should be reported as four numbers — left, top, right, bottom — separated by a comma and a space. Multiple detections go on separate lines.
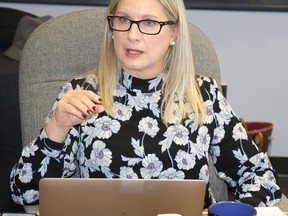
19, 7, 288, 212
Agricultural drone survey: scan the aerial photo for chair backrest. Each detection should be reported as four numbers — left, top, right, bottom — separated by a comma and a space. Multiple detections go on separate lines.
19, 8, 226, 201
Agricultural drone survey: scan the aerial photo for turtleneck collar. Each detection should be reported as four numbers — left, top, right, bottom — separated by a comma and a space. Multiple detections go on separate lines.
121, 70, 165, 93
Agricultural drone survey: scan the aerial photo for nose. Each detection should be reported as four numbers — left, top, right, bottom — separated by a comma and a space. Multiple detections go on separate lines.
127, 23, 141, 40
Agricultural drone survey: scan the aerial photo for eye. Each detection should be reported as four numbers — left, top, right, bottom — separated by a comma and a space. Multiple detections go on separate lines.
119, 17, 131, 24
142, 20, 157, 27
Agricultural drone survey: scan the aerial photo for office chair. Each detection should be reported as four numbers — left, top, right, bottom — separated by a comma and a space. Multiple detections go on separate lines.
19, 7, 288, 212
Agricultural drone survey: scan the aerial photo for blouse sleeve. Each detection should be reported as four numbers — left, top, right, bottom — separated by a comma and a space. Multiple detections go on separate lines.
10, 77, 89, 206
199, 76, 282, 207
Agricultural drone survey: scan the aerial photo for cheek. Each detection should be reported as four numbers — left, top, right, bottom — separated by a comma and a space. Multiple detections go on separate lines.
147, 38, 170, 55
112, 36, 123, 56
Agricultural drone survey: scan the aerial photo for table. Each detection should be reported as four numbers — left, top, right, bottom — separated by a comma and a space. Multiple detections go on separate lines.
23, 205, 288, 216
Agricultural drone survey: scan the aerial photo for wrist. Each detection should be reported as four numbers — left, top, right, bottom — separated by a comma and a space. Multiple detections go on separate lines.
46, 118, 71, 143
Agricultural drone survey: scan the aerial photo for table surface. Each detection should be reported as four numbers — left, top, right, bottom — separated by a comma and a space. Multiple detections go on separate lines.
23, 205, 288, 216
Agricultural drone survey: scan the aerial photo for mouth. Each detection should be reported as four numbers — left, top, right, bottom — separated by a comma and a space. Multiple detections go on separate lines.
127, 49, 143, 55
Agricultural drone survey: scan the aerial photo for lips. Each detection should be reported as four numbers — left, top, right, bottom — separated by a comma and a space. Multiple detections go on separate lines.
127, 49, 143, 55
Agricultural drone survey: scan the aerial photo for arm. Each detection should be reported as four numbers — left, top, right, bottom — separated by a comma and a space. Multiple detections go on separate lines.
200, 77, 282, 207
10, 77, 104, 205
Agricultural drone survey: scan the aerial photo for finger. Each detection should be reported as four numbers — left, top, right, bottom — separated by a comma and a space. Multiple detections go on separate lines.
57, 100, 88, 121
85, 90, 103, 105
91, 104, 105, 114
78, 90, 104, 114
63, 90, 93, 114
63, 89, 104, 116
65, 96, 93, 116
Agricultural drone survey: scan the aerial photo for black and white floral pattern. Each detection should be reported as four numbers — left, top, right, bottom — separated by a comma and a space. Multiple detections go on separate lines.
10, 71, 282, 208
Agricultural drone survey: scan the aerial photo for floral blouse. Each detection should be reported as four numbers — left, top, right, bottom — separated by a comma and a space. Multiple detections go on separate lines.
10, 71, 282, 208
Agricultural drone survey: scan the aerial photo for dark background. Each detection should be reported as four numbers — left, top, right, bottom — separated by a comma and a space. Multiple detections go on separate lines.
1, 0, 288, 11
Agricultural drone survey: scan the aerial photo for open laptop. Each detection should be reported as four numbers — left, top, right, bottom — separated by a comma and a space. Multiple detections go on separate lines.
39, 178, 206, 216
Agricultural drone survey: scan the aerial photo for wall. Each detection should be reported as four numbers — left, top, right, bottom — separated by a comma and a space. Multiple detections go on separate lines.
1, 2, 288, 157
188, 10, 288, 157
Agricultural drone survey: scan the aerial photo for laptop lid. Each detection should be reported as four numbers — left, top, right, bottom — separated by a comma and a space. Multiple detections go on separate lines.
39, 178, 206, 216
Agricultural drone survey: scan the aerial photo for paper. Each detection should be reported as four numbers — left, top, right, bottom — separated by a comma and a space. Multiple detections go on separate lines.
256, 207, 286, 216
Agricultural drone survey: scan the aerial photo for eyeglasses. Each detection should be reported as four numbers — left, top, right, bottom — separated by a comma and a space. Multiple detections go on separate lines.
107, 16, 177, 35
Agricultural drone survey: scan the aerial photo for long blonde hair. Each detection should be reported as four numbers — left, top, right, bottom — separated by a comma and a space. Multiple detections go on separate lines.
88, 0, 205, 126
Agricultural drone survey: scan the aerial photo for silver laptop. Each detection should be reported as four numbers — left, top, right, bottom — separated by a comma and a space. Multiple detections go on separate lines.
39, 178, 206, 216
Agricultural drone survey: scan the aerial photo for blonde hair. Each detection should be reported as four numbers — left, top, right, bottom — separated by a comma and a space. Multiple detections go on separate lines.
87, 0, 205, 126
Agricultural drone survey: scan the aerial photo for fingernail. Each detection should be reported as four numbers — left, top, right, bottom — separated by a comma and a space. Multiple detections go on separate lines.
92, 106, 97, 112
99, 98, 103, 102
87, 110, 91, 115
82, 114, 87, 119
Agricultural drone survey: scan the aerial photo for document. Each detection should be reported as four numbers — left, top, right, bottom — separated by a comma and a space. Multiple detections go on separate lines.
256, 207, 286, 216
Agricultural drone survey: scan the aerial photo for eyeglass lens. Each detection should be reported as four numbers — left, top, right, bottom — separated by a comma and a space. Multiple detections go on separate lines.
109, 16, 167, 35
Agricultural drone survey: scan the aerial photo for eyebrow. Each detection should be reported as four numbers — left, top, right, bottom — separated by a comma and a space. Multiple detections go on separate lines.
114, 11, 163, 21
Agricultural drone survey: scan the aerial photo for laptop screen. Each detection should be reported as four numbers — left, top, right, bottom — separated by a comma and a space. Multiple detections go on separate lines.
39, 178, 206, 216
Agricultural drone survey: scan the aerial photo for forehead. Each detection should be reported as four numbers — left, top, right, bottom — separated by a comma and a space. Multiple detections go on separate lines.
115, 0, 168, 19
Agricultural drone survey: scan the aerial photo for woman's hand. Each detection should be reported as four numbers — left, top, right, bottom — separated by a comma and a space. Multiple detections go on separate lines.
46, 89, 105, 143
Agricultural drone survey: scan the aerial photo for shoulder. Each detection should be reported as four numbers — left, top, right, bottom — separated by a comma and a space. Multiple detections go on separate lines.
196, 75, 221, 100
196, 75, 219, 89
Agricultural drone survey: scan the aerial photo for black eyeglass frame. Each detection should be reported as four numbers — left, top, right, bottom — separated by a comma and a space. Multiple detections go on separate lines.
107, 15, 177, 35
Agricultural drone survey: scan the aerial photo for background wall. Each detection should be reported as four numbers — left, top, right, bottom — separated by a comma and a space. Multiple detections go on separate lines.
188, 10, 288, 158
1, 3, 287, 157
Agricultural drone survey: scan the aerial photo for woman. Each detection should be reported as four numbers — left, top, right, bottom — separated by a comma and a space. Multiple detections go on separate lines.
11, 0, 282, 209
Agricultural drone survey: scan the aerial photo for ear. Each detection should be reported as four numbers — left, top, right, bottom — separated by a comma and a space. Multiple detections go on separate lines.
170, 25, 179, 45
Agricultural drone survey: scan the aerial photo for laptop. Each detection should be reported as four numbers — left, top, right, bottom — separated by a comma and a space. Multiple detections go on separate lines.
39, 178, 206, 216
